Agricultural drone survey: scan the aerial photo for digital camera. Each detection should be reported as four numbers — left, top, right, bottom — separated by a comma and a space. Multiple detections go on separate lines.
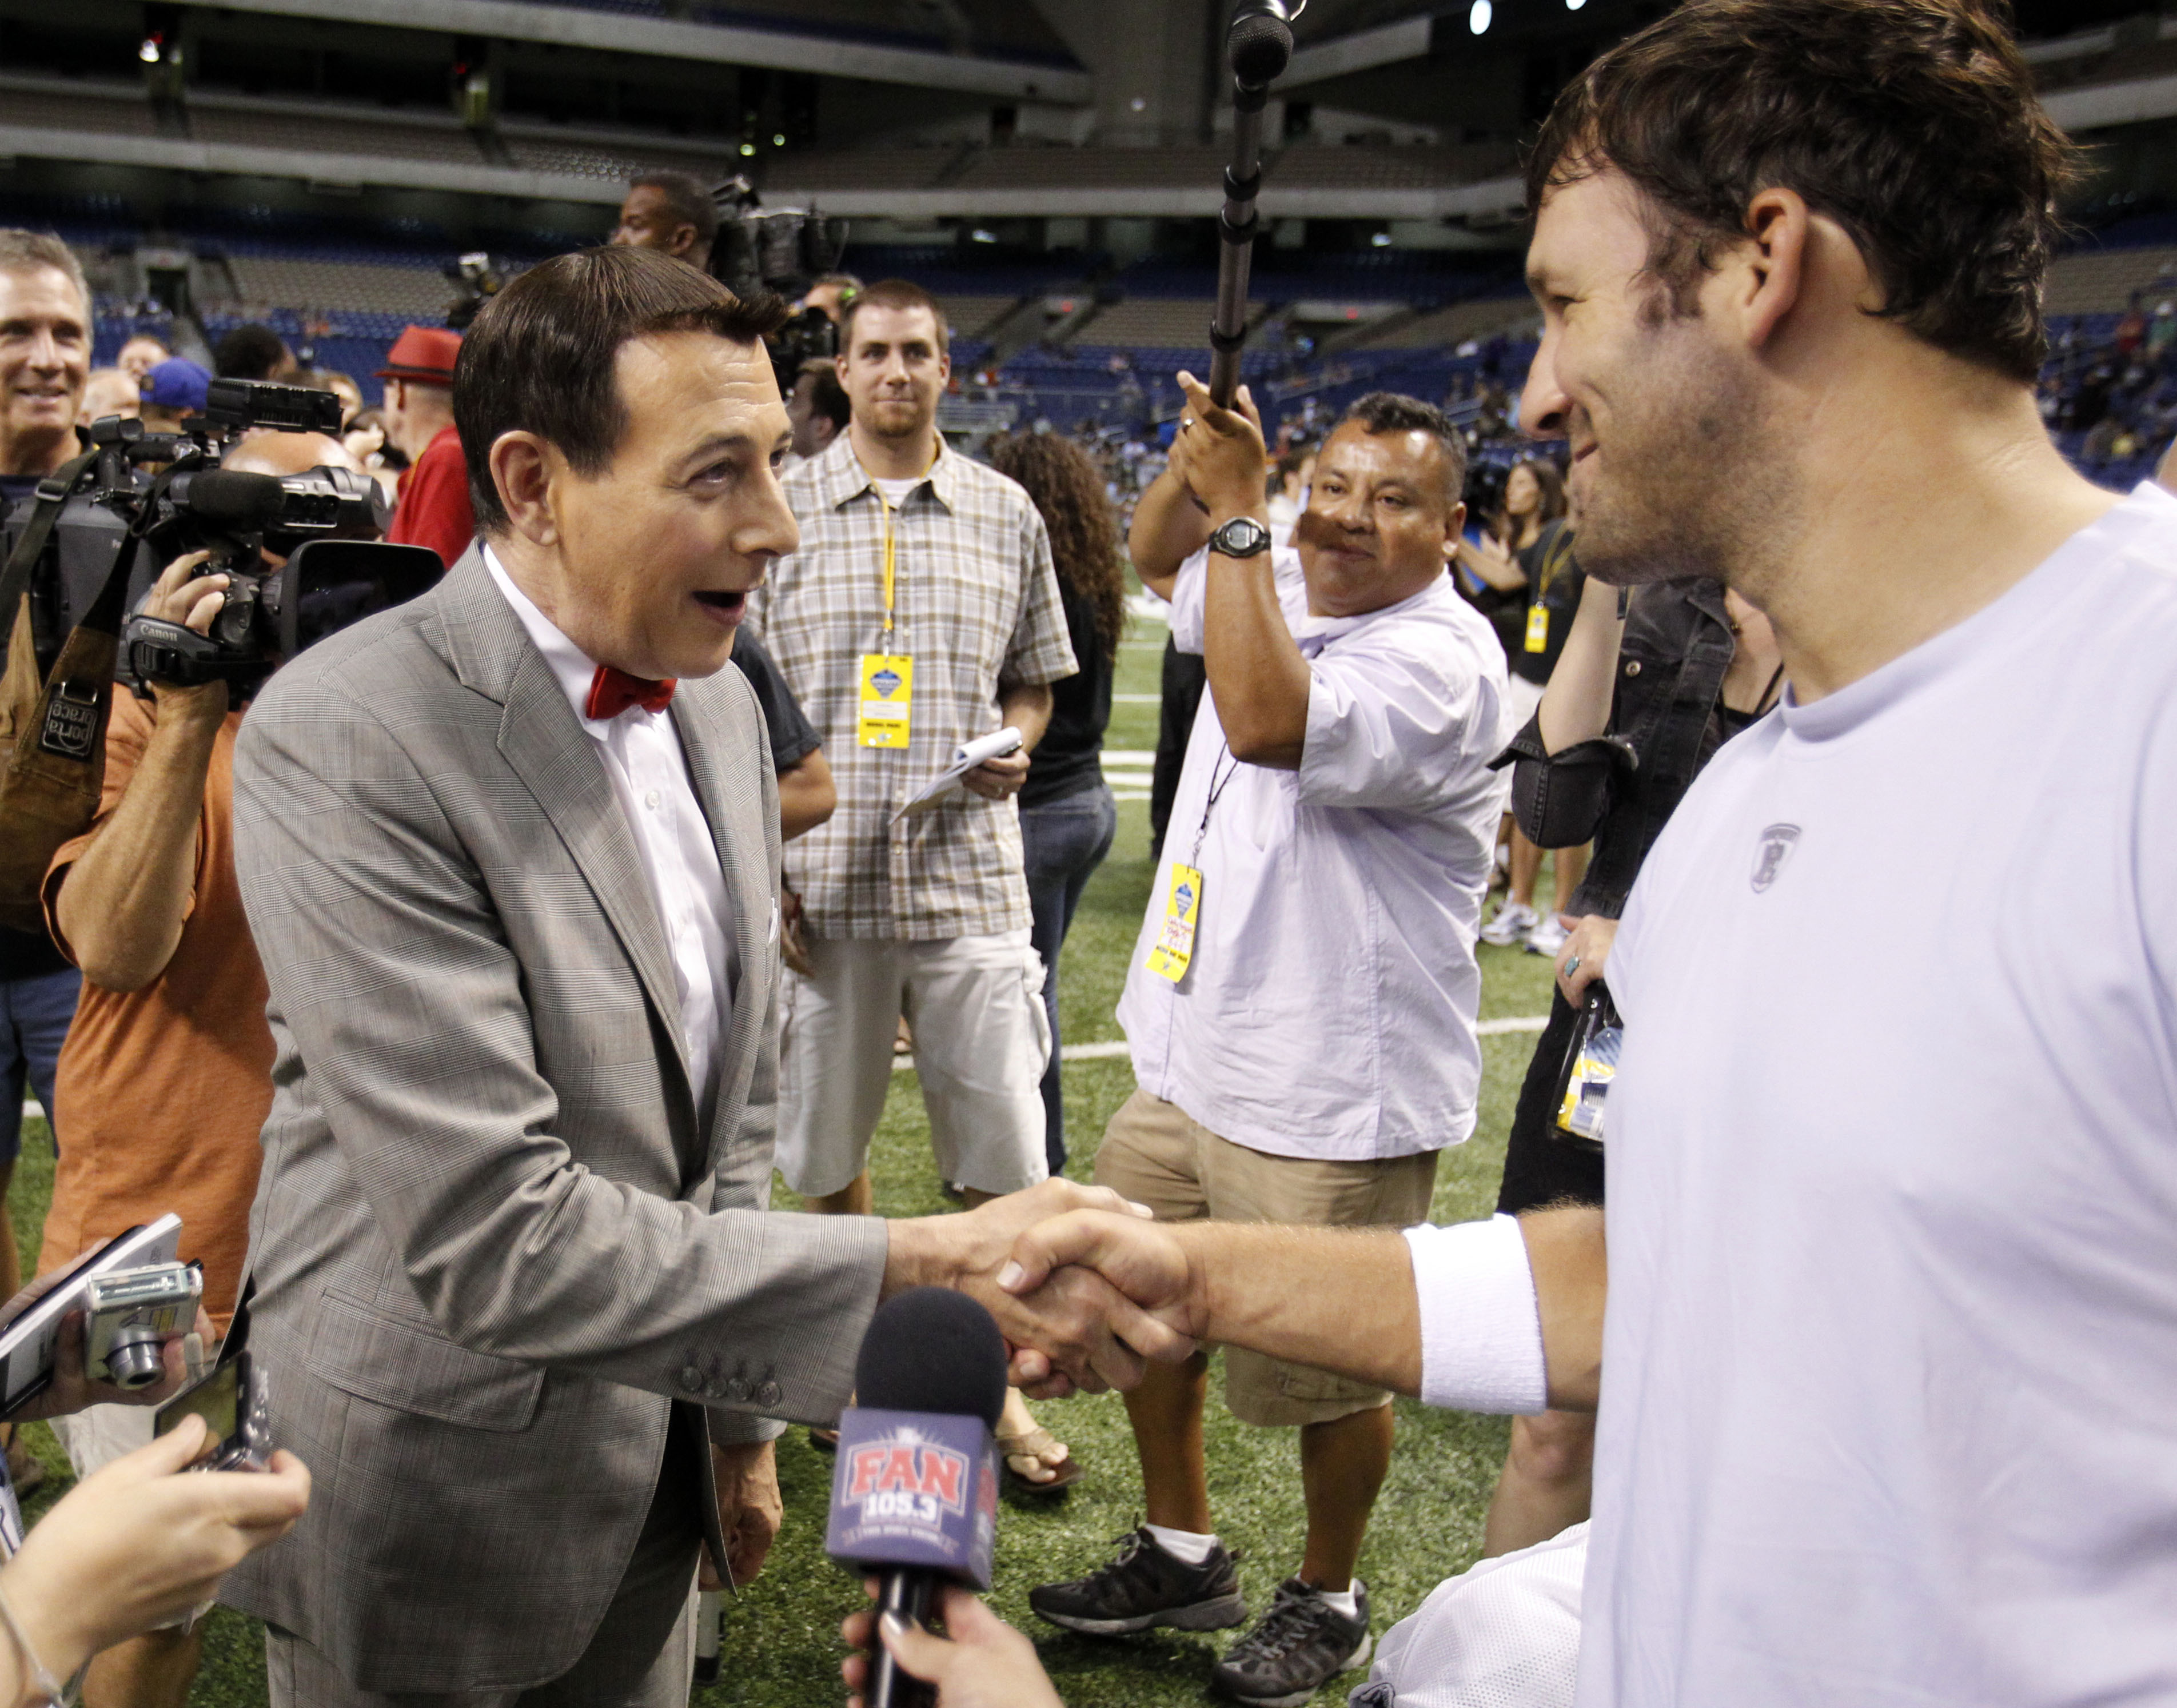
83, 1261, 202, 1391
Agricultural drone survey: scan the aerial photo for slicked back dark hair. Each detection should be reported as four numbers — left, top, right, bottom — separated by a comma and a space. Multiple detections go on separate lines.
454, 246, 787, 533
1525, 0, 2075, 384
842, 278, 950, 357
1339, 392, 1469, 509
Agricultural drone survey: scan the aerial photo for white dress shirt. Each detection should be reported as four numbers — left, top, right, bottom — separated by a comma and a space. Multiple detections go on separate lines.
484, 546, 735, 1122
1116, 544, 1510, 1160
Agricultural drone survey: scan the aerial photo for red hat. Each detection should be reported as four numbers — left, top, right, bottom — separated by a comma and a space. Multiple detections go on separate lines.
375, 325, 462, 386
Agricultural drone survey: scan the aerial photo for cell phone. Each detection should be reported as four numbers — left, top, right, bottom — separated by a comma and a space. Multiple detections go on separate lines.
156, 1351, 269, 1471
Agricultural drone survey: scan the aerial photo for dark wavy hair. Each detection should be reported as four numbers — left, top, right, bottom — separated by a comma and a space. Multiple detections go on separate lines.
985, 432, 1127, 667
1525, 0, 2076, 383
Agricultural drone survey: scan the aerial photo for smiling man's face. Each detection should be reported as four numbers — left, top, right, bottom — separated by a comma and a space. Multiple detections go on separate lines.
0, 265, 90, 477
1518, 167, 1770, 585
1294, 418, 1464, 618
543, 329, 798, 681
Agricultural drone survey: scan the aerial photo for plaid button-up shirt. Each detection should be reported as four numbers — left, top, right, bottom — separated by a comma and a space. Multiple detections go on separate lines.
752, 434, 1076, 941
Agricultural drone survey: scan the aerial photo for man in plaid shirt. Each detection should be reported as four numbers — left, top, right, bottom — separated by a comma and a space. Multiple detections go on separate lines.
751, 282, 1082, 1480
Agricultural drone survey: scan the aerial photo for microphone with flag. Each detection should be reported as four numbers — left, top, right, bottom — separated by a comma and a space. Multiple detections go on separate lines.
826, 1287, 1008, 1708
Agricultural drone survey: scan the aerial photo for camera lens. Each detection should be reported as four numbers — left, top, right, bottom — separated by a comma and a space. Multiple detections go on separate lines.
107, 1332, 165, 1390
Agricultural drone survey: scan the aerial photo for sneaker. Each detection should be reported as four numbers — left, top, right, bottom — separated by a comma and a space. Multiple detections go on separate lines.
1211, 1578, 1373, 1707
1479, 900, 1538, 947
1030, 1527, 1248, 1637
1525, 913, 1569, 957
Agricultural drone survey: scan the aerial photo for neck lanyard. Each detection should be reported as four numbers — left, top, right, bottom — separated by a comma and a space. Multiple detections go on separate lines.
864, 448, 939, 641
1190, 744, 1242, 868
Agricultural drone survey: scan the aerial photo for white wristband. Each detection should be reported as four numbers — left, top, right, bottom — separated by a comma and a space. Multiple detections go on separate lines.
1402, 1216, 1549, 1415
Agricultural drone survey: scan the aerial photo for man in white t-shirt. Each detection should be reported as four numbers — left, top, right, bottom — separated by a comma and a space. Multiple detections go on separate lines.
987, 2, 2177, 1705
1028, 385, 1507, 1707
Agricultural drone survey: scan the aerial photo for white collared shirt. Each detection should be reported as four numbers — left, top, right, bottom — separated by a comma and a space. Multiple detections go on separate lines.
1116, 542, 1510, 1160
483, 546, 734, 1121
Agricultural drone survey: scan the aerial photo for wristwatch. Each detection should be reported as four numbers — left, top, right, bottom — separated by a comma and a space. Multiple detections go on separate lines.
1208, 516, 1274, 559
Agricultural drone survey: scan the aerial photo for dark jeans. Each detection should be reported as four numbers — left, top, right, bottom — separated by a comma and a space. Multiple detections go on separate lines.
1019, 781, 1118, 1176
0, 966, 79, 1161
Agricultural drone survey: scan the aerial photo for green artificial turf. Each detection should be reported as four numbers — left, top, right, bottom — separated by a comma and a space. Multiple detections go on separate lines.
7, 616, 1574, 1706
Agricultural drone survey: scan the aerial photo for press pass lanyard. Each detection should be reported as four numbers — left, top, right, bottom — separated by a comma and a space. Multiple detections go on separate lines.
855, 452, 937, 750
1145, 745, 1241, 983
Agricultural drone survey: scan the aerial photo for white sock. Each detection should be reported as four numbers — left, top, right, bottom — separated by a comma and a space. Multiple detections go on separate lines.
1312, 1584, 1360, 1619
1143, 1523, 1219, 1565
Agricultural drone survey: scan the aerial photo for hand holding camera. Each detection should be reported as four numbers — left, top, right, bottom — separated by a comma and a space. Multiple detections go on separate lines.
0, 1415, 309, 1689
0, 1263, 208, 1427
135, 550, 232, 710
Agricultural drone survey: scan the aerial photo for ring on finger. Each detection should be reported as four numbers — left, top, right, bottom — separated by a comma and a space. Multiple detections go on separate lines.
1564, 956, 1581, 977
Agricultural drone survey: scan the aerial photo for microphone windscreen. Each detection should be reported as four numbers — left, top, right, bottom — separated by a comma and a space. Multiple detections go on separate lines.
854, 1287, 1008, 1430
1229, 5, 1294, 87
183, 470, 287, 528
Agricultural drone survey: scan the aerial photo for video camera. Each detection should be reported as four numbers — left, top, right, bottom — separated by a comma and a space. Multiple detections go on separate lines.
1, 378, 442, 697
706, 174, 848, 393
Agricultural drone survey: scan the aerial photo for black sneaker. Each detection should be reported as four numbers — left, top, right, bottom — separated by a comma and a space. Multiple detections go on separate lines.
1030, 1528, 1248, 1636
1210, 1577, 1372, 1707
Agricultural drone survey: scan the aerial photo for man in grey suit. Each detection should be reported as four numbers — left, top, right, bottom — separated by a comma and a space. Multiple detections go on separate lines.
225, 246, 1175, 1706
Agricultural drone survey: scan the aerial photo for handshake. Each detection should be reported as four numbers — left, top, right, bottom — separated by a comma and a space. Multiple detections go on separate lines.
880, 1179, 1428, 1403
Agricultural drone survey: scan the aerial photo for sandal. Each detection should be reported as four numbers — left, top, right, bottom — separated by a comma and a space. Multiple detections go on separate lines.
997, 1424, 1084, 1495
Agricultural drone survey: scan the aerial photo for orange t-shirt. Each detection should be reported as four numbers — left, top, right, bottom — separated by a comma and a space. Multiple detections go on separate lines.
38, 692, 271, 1330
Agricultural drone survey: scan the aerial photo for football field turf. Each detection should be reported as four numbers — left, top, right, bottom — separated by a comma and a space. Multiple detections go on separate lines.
9, 621, 1569, 1707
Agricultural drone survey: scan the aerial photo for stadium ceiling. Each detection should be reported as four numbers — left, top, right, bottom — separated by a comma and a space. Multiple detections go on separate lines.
80, 0, 1094, 102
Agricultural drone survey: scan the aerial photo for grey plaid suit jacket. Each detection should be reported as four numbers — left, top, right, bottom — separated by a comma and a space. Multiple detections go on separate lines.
223, 548, 888, 1693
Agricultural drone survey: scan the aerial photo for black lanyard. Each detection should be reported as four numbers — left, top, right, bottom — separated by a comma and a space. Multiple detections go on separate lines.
1189, 744, 1241, 868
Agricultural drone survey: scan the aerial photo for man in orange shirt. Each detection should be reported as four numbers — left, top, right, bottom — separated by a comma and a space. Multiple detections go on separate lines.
378, 325, 472, 568
38, 431, 364, 1708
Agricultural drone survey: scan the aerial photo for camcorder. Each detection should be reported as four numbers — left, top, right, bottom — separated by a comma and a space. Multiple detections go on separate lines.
0, 377, 443, 698
705, 174, 848, 393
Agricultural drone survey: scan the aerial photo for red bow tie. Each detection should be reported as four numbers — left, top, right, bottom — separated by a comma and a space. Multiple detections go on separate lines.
585, 665, 676, 721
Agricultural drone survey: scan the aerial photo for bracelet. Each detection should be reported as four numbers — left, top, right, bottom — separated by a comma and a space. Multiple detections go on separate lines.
0, 1583, 67, 1708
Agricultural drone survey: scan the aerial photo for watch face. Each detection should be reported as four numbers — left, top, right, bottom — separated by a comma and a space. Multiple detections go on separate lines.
1214, 518, 1270, 556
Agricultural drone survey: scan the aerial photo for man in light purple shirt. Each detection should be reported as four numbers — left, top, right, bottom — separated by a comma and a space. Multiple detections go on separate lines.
1029, 384, 1507, 1708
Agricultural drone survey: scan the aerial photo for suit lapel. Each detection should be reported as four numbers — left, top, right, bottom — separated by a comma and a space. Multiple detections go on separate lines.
496, 647, 696, 1106
673, 676, 769, 1162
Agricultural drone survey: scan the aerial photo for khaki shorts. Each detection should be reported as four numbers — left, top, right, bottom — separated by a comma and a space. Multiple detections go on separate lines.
1093, 1088, 1438, 1427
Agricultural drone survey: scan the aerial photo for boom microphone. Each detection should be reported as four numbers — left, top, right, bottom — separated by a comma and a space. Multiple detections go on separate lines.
827, 1288, 1007, 1708
166, 470, 288, 530
1209, 1, 1296, 405
1228, 0, 1295, 88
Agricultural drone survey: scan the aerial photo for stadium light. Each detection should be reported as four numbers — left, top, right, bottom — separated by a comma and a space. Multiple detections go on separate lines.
1370, 230, 1392, 247
1567, 0, 1587, 9
138, 35, 161, 62
971, 229, 998, 244
1469, 0, 1492, 33
739, 142, 756, 157
772, 133, 786, 146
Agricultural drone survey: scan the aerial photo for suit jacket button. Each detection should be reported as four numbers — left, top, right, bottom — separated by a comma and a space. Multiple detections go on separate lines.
725, 1377, 752, 1403
679, 1366, 705, 1394
755, 1380, 782, 1407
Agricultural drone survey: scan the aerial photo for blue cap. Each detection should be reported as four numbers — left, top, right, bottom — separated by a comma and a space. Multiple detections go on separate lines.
142, 357, 211, 413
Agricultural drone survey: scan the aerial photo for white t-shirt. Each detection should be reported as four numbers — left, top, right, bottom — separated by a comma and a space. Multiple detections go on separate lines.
1584, 485, 2177, 1706
871, 474, 923, 509
1117, 544, 1509, 1159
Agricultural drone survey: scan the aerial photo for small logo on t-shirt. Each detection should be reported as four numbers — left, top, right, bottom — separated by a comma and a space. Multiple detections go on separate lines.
1751, 823, 1801, 892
